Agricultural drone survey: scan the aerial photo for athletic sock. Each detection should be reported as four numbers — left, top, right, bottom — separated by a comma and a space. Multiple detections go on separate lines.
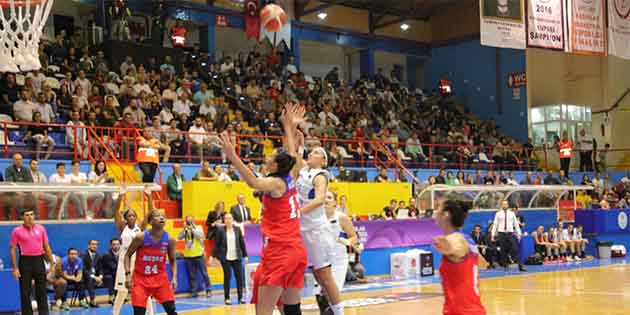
331, 303, 344, 315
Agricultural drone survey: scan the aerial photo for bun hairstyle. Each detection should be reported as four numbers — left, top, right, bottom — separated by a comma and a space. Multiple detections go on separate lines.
268, 149, 296, 178
123, 208, 135, 221
442, 195, 472, 228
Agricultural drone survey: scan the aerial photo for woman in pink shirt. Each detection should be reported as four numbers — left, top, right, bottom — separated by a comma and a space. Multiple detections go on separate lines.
9, 209, 54, 315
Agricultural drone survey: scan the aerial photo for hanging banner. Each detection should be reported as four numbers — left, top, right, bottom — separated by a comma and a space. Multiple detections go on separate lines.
569, 0, 606, 55
480, 0, 527, 49
608, 0, 630, 59
526, 0, 566, 50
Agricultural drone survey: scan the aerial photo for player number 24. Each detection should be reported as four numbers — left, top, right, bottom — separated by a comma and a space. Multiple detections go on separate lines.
144, 265, 159, 275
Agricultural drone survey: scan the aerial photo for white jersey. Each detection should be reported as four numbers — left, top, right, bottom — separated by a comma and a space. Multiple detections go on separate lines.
329, 211, 349, 261
561, 228, 572, 241
115, 224, 142, 290
296, 167, 330, 231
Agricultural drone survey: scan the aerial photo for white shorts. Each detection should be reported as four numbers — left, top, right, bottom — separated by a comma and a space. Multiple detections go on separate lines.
302, 225, 335, 270
313, 250, 348, 295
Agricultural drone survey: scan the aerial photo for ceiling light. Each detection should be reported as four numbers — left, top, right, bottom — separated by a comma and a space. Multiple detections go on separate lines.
317, 12, 328, 20
400, 23, 410, 31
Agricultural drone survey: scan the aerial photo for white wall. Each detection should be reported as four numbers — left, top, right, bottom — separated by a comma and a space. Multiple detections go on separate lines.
215, 26, 259, 59
299, 40, 345, 79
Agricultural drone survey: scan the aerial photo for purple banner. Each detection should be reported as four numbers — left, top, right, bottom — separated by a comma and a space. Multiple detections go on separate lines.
243, 219, 441, 256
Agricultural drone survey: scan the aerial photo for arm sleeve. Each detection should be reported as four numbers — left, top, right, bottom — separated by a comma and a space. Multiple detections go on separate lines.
513, 213, 522, 237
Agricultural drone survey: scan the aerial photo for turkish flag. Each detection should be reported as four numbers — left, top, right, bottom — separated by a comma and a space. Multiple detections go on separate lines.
245, 0, 260, 40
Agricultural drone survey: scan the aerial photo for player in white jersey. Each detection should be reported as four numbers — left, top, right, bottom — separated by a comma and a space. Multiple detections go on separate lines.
573, 225, 588, 259
314, 191, 358, 314
281, 103, 345, 315
112, 194, 154, 315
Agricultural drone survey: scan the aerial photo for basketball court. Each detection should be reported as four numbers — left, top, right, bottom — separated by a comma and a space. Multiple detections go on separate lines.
43, 258, 630, 315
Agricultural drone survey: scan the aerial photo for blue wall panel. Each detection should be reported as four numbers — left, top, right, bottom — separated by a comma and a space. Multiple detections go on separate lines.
425, 41, 528, 142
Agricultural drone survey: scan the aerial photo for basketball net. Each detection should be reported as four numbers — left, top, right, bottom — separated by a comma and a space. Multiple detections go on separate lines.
0, 0, 54, 73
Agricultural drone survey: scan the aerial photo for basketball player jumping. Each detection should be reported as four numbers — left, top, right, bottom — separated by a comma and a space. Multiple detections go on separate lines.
124, 209, 178, 315
218, 131, 307, 315
113, 192, 154, 315
313, 191, 358, 314
282, 103, 345, 315
432, 197, 487, 315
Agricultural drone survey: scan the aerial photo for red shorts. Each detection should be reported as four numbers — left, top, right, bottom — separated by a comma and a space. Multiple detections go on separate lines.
131, 276, 175, 307
250, 240, 307, 304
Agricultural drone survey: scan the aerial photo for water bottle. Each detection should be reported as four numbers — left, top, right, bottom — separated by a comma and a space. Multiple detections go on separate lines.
0, 258, 4, 270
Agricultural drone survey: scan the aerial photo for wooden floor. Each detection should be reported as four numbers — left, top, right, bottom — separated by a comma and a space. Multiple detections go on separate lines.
176, 264, 630, 315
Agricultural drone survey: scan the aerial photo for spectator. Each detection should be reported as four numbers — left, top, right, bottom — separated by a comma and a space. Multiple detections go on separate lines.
446, 171, 457, 185
470, 224, 495, 268
35, 92, 55, 123
558, 131, 573, 176
558, 170, 571, 185
48, 163, 73, 219
23, 112, 55, 160
14, 89, 39, 122
205, 201, 225, 240
178, 215, 212, 297
188, 117, 207, 161
120, 56, 136, 77
137, 127, 162, 182
435, 169, 446, 184
80, 240, 103, 307
373, 168, 389, 182
597, 143, 610, 173
382, 199, 396, 220
215, 165, 232, 182
29, 159, 58, 217
543, 170, 560, 185
101, 238, 120, 304
47, 254, 67, 311
230, 194, 252, 224
88, 160, 115, 218
210, 213, 248, 305
66, 110, 88, 159
69, 160, 104, 219
123, 98, 146, 127
577, 129, 594, 172
166, 163, 185, 206
193, 161, 218, 181
226, 164, 240, 181
592, 171, 605, 196
4, 153, 30, 219
521, 171, 534, 185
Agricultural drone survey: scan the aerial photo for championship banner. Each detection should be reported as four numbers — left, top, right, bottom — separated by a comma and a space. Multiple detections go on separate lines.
243, 219, 442, 256
608, 0, 630, 59
526, 0, 566, 50
480, 0, 526, 49
569, 0, 606, 55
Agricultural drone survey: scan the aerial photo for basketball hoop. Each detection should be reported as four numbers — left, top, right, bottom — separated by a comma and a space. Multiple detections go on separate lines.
0, 0, 53, 73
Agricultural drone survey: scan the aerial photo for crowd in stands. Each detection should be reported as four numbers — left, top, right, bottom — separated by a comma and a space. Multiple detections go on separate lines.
0, 29, 534, 170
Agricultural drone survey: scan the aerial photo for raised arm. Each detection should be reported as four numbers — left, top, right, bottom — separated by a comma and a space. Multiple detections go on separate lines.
218, 131, 284, 194
432, 233, 470, 263
280, 103, 306, 177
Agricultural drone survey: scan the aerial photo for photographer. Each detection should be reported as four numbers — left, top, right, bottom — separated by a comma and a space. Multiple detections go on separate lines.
178, 215, 212, 297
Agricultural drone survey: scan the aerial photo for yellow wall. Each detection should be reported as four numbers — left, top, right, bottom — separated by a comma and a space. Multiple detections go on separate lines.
182, 181, 413, 219
526, 48, 630, 169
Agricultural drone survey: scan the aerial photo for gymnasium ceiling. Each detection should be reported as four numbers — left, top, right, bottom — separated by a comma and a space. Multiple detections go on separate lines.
304, 0, 467, 21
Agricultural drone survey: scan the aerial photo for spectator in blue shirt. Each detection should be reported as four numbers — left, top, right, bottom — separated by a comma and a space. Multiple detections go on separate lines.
61, 248, 88, 309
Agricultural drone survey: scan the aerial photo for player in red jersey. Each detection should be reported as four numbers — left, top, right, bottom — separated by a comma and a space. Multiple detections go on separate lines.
219, 132, 307, 315
124, 209, 178, 315
433, 197, 486, 315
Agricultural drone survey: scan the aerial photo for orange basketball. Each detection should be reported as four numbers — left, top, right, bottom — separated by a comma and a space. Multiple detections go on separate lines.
260, 4, 287, 33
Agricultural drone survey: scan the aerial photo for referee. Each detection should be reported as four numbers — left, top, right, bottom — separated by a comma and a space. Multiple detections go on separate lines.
491, 200, 526, 272
9, 208, 55, 315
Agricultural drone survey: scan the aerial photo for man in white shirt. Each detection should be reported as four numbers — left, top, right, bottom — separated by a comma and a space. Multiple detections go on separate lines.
68, 160, 104, 220
122, 98, 146, 127
66, 110, 88, 159
284, 56, 298, 76
13, 89, 39, 122
173, 92, 193, 118
230, 194, 251, 224
199, 98, 217, 121
491, 200, 526, 271
29, 159, 58, 219
36, 92, 56, 123
74, 70, 91, 98
220, 56, 234, 73
119, 56, 137, 77
577, 129, 594, 172
188, 117, 207, 161
48, 163, 73, 219
318, 104, 340, 126
133, 77, 152, 96
27, 70, 47, 93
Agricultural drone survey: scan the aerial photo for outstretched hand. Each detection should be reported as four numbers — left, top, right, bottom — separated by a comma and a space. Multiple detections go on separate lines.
218, 131, 237, 160
281, 102, 305, 127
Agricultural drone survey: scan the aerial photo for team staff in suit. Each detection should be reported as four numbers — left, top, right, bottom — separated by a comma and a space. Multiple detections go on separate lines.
491, 200, 526, 272
80, 240, 103, 307
230, 194, 252, 224
470, 224, 497, 269
101, 238, 121, 304
210, 213, 248, 305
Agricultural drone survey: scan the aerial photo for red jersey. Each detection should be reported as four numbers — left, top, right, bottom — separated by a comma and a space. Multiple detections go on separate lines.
439, 232, 486, 315
133, 230, 170, 287
260, 175, 302, 243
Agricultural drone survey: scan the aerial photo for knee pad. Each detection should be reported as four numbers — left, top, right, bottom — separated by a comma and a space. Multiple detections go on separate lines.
283, 303, 302, 315
162, 301, 177, 315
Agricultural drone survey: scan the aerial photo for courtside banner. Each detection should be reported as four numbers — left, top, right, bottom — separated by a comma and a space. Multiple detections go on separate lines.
608, 0, 630, 59
527, 0, 566, 50
569, 0, 606, 55
480, 0, 526, 49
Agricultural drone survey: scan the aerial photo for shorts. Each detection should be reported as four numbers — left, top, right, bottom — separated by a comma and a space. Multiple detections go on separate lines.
250, 240, 307, 304
302, 225, 335, 270
131, 277, 175, 307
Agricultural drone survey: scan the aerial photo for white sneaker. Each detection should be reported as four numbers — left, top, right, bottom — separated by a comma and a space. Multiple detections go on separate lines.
55, 299, 62, 309
566, 256, 574, 262
575, 256, 582, 261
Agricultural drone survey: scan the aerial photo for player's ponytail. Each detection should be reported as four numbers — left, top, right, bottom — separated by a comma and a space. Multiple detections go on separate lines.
442, 195, 472, 228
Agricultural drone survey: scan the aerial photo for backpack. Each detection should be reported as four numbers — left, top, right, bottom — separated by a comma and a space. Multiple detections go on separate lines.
525, 253, 544, 265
